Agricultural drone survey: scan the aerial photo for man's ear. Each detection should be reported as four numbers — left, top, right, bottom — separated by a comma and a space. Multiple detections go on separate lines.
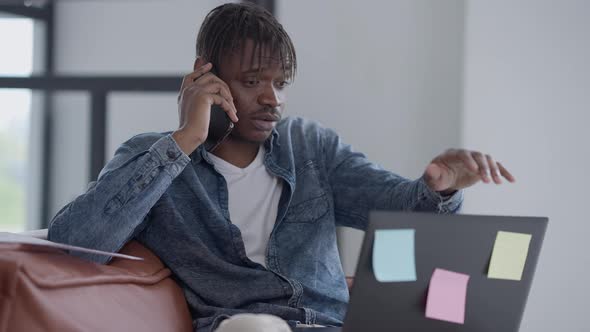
193, 57, 207, 71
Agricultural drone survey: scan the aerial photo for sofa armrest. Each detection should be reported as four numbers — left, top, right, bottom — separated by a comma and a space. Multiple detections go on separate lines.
0, 240, 193, 332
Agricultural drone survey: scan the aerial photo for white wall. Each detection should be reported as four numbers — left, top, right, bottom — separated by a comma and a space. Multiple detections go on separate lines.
462, 1, 590, 331
54, 0, 230, 75
278, 0, 465, 276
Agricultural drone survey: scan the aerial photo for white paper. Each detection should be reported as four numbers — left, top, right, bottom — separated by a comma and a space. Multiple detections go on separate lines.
0, 232, 143, 261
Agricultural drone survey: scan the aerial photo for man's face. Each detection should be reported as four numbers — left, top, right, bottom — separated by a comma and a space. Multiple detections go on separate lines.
217, 40, 290, 143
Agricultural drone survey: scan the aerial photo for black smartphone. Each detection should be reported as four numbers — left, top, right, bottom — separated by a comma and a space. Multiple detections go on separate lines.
207, 104, 234, 149
205, 66, 234, 152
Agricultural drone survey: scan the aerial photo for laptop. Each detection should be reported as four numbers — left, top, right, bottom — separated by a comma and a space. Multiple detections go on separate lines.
295, 211, 548, 332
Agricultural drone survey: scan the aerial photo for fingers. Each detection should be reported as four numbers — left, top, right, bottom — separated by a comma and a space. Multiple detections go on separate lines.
193, 57, 208, 71
209, 94, 239, 122
485, 154, 502, 184
178, 63, 213, 102
193, 74, 234, 101
180, 63, 213, 91
198, 84, 238, 121
497, 162, 516, 183
471, 151, 515, 184
188, 62, 213, 83
455, 149, 479, 173
192, 82, 232, 105
471, 152, 491, 183
187, 69, 234, 105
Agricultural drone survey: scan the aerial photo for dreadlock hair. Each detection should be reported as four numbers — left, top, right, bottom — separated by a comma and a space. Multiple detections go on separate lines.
196, 2, 297, 81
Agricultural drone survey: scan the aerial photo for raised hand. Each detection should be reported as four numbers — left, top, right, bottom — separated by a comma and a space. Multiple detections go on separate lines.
172, 58, 239, 155
422, 149, 515, 193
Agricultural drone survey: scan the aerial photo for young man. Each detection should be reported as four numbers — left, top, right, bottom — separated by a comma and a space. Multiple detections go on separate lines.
48, 3, 514, 331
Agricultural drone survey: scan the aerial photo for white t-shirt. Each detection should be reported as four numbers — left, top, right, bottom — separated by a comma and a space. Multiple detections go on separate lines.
207, 147, 283, 267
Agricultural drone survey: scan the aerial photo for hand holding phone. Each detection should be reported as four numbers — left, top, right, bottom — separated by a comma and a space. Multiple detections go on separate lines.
172, 60, 238, 155
206, 66, 235, 152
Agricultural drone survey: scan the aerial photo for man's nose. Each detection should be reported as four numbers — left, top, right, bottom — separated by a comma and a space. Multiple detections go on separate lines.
258, 84, 282, 108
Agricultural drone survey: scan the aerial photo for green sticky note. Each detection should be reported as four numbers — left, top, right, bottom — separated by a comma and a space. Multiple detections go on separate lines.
488, 231, 532, 281
373, 229, 417, 282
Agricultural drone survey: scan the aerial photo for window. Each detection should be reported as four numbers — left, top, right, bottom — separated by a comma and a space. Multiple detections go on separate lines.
0, 18, 34, 232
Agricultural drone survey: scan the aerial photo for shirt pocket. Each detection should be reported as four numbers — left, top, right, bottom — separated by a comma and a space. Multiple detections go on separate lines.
283, 160, 330, 224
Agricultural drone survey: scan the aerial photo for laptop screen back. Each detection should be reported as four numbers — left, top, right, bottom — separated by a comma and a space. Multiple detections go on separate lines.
344, 212, 548, 332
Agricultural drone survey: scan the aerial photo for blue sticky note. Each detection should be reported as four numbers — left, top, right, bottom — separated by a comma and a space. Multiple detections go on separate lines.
373, 229, 417, 282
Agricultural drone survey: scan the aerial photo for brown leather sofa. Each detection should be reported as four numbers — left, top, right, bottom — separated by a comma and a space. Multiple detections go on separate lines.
0, 237, 193, 332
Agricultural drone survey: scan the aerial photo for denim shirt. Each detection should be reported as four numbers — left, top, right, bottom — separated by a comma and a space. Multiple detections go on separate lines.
48, 116, 462, 331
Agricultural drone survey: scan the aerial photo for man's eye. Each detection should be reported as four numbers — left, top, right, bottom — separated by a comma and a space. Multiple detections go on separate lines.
276, 81, 291, 88
244, 80, 259, 87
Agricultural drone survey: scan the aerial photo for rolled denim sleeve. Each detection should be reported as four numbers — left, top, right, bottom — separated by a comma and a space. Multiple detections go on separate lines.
416, 177, 463, 213
320, 127, 463, 230
48, 133, 190, 264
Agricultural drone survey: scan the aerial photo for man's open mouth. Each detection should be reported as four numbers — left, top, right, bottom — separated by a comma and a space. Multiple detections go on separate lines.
251, 118, 277, 131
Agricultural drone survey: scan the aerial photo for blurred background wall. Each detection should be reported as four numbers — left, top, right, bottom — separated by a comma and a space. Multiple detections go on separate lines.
0, 1, 588, 331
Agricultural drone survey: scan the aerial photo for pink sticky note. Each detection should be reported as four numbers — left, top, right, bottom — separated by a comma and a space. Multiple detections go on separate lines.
425, 268, 470, 324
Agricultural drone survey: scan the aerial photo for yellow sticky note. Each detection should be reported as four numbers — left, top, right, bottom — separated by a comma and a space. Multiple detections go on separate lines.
488, 231, 532, 281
